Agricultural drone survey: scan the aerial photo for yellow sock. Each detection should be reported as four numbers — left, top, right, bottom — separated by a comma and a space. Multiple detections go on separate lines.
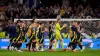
54, 41, 57, 50
36, 43, 38, 49
60, 42, 64, 49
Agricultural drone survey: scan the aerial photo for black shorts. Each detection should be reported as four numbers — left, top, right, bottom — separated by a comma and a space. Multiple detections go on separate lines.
49, 34, 54, 42
29, 35, 36, 43
39, 38, 44, 44
77, 37, 82, 42
9, 35, 16, 42
11, 38, 17, 42
38, 34, 44, 44
16, 35, 22, 41
70, 37, 77, 42
38, 35, 44, 44
10, 38, 14, 42
16, 35, 26, 42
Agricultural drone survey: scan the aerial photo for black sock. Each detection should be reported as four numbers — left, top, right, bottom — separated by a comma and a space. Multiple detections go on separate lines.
39, 45, 42, 50
20, 43, 22, 48
28, 43, 31, 51
11, 43, 14, 47
7, 41, 12, 49
17, 43, 20, 50
68, 42, 72, 48
7, 46, 10, 50
72, 42, 77, 50
26, 43, 28, 48
17, 43, 22, 50
32, 42, 36, 48
13, 43, 16, 47
78, 44, 82, 50
49, 45, 52, 49
32, 42, 36, 51
15, 43, 17, 47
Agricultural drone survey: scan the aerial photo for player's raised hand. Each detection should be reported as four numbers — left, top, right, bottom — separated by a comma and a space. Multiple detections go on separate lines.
63, 23, 67, 28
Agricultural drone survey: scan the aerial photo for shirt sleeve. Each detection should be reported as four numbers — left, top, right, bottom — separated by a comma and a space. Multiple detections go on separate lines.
57, 24, 63, 31
27, 25, 32, 37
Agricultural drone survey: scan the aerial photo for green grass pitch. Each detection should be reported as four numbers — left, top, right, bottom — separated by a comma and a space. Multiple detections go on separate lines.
0, 49, 100, 56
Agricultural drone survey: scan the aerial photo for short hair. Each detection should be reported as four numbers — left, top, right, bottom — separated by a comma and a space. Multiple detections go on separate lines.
16, 20, 22, 24
32, 18, 36, 23
72, 20, 77, 23
40, 22, 42, 25
37, 22, 40, 24
77, 22, 81, 25
57, 18, 60, 22
49, 21, 53, 24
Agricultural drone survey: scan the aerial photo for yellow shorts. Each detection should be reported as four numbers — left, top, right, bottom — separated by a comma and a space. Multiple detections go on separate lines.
56, 33, 62, 40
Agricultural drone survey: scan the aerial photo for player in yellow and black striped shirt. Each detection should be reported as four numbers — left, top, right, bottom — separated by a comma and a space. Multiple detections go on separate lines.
37, 22, 45, 51
26, 20, 38, 51
77, 22, 83, 51
66, 21, 78, 52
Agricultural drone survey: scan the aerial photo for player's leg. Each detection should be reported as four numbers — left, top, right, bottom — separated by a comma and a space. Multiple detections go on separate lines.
72, 39, 77, 52
7, 36, 12, 50
49, 34, 55, 50
25, 36, 30, 51
31, 37, 37, 51
32, 41, 36, 51
68, 42, 72, 49
66, 42, 72, 51
54, 36, 58, 50
49, 39, 55, 50
28, 35, 32, 51
36, 38, 39, 51
76, 35, 83, 51
59, 35, 64, 49
16, 34, 23, 52
38, 36, 41, 50
26, 37, 30, 51
10, 37, 16, 51
49, 41, 52, 50
78, 38, 83, 51
25, 35, 29, 50
40, 39, 44, 51
49, 34, 52, 50
78, 42, 82, 50
17, 39, 23, 52
28, 41, 31, 51
65, 37, 73, 51
38, 36, 44, 51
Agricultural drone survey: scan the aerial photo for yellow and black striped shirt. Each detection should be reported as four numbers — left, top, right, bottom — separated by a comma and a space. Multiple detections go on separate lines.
69, 25, 78, 42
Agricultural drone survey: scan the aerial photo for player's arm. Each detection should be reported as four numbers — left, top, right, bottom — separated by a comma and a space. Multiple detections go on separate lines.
79, 27, 84, 33
49, 26, 54, 32
42, 28, 46, 33
36, 25, 40, 33
57, 24, 63, 30
26, 25, 32, 37
57, 23, 66, 30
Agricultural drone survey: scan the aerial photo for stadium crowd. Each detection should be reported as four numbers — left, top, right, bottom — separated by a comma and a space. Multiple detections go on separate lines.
4, 2, 100, 19
0, 0, 100, 21
0, 0, 100, 39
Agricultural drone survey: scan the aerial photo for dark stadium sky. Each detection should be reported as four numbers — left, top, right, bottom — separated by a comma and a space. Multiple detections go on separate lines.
40, 0, 62, 6
39, 0, 100, 7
